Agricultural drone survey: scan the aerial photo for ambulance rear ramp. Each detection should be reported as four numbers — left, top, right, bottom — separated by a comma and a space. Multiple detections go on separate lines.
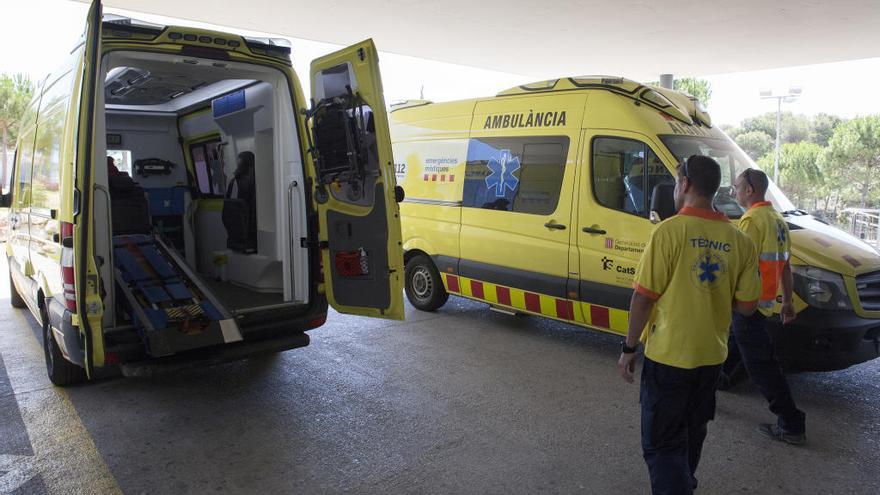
113, 234, 242, 357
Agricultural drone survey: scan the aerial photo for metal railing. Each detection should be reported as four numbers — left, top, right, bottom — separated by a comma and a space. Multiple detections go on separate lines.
846, 208, 880, 247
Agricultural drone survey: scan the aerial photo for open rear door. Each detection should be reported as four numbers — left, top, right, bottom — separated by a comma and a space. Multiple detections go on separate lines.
308, 40, 405, 320
74, 0, 106, 373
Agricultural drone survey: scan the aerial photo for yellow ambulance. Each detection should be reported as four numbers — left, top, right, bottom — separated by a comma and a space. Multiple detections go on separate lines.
1, 0, 404, 385
391, 76, 880, 372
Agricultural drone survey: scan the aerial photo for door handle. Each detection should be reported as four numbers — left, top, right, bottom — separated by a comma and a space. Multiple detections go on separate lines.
582, 226, 607, 235
544, 221, 566, 230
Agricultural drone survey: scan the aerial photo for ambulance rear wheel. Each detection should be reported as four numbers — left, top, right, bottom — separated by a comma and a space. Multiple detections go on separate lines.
405, 255, 448, 311
42, 309, 86, 386
9, 271, 26, 309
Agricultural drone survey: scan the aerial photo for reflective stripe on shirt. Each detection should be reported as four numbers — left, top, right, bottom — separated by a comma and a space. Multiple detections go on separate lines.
759, 252, 790, 262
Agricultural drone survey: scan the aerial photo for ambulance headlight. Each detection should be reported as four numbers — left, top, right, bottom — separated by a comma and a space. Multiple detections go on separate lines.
792, 265, 852, 310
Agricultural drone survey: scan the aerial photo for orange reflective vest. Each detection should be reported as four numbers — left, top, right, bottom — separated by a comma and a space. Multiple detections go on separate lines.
738, 201, 791, 315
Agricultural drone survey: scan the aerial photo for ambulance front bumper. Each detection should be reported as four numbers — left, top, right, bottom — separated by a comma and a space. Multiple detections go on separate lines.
766, 307, 880, 372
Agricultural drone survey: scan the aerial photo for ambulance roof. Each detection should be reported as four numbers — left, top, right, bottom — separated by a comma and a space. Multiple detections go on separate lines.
495, 76, 711, 127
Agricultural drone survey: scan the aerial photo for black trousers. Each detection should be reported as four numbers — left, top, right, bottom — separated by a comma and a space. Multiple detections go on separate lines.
640, 357, 721, 495
725, 311, 806, 434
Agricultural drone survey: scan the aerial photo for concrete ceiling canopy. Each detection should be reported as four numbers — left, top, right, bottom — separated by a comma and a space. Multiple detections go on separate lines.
84, 0, 880, 80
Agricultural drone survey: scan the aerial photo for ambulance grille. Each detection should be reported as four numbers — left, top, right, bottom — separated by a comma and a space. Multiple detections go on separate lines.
855, 271, 880, 311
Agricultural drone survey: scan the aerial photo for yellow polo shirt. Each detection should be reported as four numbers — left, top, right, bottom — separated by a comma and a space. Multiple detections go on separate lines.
634, 207, 761, 369
739, 201, 791, 316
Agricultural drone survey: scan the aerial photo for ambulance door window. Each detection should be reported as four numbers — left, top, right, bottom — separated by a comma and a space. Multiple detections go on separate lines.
592, 138, 671, 218
462, 136, 569, 215
592, 137, 644, 216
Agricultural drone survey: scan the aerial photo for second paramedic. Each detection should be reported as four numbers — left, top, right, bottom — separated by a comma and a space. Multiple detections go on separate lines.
723, 168, 806, 445
618, 155, 761, 494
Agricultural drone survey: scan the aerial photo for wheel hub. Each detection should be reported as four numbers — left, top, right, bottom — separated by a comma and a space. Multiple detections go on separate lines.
411, 267, 433, 300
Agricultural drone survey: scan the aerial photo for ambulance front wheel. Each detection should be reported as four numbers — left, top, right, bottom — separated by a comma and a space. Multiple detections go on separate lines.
405, 255, 449, 311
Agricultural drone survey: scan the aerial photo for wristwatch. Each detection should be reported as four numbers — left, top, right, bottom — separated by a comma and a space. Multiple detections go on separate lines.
621, 341, 639, 354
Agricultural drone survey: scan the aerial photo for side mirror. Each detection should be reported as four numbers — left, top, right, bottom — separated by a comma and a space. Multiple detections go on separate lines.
394, 185, 405, 203
650, 183, 675, 222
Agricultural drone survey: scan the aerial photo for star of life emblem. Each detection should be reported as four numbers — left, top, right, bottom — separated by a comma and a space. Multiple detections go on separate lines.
485, 149, 520, 197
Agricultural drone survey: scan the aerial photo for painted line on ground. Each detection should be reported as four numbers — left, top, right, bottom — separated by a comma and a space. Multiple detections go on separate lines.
0, 300, 121, 494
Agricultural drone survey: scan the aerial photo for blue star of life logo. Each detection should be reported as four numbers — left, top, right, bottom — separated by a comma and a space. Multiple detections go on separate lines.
485, 149, 520, 197
699, 255, 720, 283
776, 221, 787, 244
691, 251, 726, 291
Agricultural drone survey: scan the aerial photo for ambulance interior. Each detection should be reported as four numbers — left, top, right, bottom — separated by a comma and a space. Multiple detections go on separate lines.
91, 50, 309, 355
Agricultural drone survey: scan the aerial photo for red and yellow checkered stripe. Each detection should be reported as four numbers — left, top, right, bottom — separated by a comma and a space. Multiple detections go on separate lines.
422, 173, 456, 182
441, 273, 628, 334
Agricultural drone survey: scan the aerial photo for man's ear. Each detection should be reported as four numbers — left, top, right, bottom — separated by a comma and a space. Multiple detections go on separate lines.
681, 176, 691, 194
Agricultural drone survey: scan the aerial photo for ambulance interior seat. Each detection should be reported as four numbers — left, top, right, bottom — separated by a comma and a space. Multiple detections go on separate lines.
109, 171, 152, 235
593, 154, 624, 210
144, 185, 189, 252
623, 158, 645, 215
650, 183, 676, 221
222, 151, 257, 253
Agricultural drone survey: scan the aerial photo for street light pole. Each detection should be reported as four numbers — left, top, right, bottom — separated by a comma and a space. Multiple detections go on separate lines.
760, 87, 802, 184
774, 97, 782, 183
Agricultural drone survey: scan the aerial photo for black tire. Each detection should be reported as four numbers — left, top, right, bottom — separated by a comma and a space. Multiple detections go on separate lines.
9, 270, 26, 308
42, 310, 86, 386
405, 254, 449, 311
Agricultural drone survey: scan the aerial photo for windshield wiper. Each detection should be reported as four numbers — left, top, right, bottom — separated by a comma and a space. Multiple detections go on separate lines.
781, 209, 808, 217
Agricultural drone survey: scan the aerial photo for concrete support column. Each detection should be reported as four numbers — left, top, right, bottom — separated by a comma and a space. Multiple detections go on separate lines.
659, 74, 674, 89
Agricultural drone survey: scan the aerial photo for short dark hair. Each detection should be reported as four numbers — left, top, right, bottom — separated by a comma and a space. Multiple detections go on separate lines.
739, 168, 769, 196
677, 155, 721, 199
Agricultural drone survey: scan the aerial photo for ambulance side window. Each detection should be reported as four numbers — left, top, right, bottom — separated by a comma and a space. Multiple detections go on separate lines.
190, 141, 225, 197
15, 129, 36, 207
591, 137, 672, 218
106, 150, 133, 175
462, 136, 569, 215
31, 70, 74, 212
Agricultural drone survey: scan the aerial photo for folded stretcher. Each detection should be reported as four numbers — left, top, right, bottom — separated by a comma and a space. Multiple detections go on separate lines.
113, 234, 241, 357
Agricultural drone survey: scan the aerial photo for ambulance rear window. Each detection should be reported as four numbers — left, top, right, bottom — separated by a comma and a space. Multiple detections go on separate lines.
462, 136, 569, 215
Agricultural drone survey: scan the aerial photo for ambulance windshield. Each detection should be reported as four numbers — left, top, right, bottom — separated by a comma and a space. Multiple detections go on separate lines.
659, 135, 796, 219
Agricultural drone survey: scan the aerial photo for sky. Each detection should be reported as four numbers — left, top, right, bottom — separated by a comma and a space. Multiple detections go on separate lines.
2, 0, 880, 126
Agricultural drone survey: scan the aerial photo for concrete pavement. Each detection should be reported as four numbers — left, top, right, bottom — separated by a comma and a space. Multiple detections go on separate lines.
0, 255, 878, 493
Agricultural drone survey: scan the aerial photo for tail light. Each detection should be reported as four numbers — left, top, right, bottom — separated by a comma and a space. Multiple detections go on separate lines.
104, 352, 119, 365
334, 248, 369, 277
60, 221, 77, 313
305, 315, 327, 329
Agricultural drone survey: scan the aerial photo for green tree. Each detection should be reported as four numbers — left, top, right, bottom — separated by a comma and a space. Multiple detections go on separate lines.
647, 78, 712, 107
824, 115, 880, 208
0, 73, 35, 181
809, 113, 843, 147
720, 123, 741, 141
815, 152, 848, 218
739, 113, 776, 138
757, 142, 823, 208
735, 131, 774, 161
740, 111, 811, 144
672, 78, 712, 107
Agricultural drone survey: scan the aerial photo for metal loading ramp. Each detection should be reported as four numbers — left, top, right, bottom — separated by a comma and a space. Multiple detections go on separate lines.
113, 234, 242, 357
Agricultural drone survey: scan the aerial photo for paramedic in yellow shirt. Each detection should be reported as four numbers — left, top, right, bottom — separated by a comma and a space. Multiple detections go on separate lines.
617, 155, 761, 495
720, 168, 806, 445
